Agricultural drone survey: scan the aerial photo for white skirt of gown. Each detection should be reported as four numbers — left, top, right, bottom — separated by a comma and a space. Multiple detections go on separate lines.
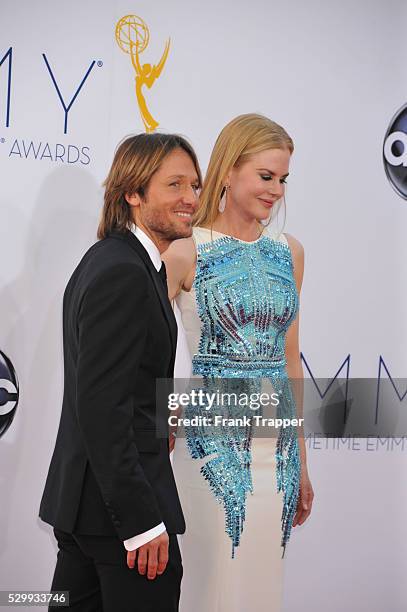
173, 435, 285, 612
171, 301, 285, 612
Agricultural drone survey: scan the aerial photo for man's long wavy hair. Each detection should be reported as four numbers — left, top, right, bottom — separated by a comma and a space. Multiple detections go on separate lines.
98, 133, 202, 240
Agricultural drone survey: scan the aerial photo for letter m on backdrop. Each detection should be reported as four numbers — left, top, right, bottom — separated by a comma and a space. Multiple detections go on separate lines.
301, 352, 351, 423
0, 47, 12, 127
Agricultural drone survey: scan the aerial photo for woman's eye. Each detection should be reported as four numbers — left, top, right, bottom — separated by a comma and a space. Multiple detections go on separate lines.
261, 174, 288, 184
192, 184, 200, 193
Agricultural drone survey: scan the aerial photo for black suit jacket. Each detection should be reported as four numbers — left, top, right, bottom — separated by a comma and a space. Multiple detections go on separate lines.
39, 230, 185, 540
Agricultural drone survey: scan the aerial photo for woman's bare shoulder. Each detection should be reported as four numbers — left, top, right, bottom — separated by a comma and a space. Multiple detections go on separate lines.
162, 235, 197, 298
283, 232, 304, 291
283, 232, 304, 259
162, 235, 196, 265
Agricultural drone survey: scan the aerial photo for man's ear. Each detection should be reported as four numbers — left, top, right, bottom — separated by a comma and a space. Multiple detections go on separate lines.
125, 192, 143, 209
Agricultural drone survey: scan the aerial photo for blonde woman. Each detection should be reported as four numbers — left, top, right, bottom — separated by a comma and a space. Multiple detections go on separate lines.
163, 114, 314, 611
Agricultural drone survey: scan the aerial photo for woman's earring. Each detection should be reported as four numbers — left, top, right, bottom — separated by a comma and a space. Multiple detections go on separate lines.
219, 185, 228, 213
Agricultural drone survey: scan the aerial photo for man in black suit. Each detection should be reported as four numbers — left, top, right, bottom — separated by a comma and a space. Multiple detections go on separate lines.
39, 133, 202, 611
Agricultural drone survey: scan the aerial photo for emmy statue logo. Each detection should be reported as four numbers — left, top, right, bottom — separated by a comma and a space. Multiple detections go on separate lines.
115, 15, 170, 133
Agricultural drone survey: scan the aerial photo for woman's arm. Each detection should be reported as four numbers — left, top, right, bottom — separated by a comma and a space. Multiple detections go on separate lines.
162, 236, 196, 453
161, 236, 197, 301
285, 233, 314, 526
285, 233, 306, 462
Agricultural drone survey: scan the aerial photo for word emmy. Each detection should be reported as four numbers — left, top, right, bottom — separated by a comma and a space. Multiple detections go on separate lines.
115, 15, 170, 133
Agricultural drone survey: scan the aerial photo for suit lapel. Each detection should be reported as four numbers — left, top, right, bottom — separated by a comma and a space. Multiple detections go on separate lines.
109, 230, 177, 359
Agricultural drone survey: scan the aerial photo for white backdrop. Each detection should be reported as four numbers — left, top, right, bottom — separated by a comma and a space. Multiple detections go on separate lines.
0, 0, 406, 610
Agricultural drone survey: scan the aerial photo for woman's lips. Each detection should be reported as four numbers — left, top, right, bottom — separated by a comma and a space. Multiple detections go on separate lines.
259, 198, 275, 208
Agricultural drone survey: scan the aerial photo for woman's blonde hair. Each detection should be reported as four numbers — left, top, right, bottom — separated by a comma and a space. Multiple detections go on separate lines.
194, 113, 294, 228
98, 133, 202, 239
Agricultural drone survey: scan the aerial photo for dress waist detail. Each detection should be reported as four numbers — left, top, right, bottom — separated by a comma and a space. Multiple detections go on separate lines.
192, 353, 287, 376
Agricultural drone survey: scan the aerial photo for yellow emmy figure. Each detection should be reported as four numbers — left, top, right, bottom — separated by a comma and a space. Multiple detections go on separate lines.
116, 15, 170, 133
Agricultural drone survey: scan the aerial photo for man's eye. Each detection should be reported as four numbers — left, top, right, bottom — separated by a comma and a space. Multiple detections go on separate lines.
170, 182, 180, 187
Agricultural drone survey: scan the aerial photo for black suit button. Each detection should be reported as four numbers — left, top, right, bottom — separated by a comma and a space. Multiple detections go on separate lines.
113, 520, 121, 527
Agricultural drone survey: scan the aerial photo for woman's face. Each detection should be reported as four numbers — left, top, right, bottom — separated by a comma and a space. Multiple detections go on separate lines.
226, 148, 291, 222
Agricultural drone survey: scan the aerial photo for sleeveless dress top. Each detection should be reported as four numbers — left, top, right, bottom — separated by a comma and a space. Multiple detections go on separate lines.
176, 226, 301, 557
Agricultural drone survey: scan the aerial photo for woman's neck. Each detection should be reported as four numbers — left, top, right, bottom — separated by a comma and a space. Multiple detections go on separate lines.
209, 212, 262, 242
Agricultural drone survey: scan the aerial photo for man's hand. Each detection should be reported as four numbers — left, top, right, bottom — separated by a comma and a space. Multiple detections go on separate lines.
127, 531, 169, 579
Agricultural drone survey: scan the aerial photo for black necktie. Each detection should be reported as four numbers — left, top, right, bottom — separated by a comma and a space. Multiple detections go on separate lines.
158, 262, 168, 290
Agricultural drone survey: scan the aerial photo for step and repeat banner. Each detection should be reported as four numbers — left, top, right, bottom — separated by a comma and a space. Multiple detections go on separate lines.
1, 0, 406, 610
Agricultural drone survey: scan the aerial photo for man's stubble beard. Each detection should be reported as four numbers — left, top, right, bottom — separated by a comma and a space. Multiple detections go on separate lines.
141, 206, 193, 241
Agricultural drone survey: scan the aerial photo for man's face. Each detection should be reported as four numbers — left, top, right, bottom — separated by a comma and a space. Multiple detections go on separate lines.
128, 148, 200, 249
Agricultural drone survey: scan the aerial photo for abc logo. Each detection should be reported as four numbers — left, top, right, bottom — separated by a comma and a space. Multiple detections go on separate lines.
383, 103, 407, 199
0, 350, 19, 439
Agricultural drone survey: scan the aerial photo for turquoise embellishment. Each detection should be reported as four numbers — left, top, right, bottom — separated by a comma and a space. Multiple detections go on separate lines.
186, 233, 301, 557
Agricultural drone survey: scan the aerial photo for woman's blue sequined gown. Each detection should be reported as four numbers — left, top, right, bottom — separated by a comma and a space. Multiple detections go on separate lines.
173, 226, 301, 610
